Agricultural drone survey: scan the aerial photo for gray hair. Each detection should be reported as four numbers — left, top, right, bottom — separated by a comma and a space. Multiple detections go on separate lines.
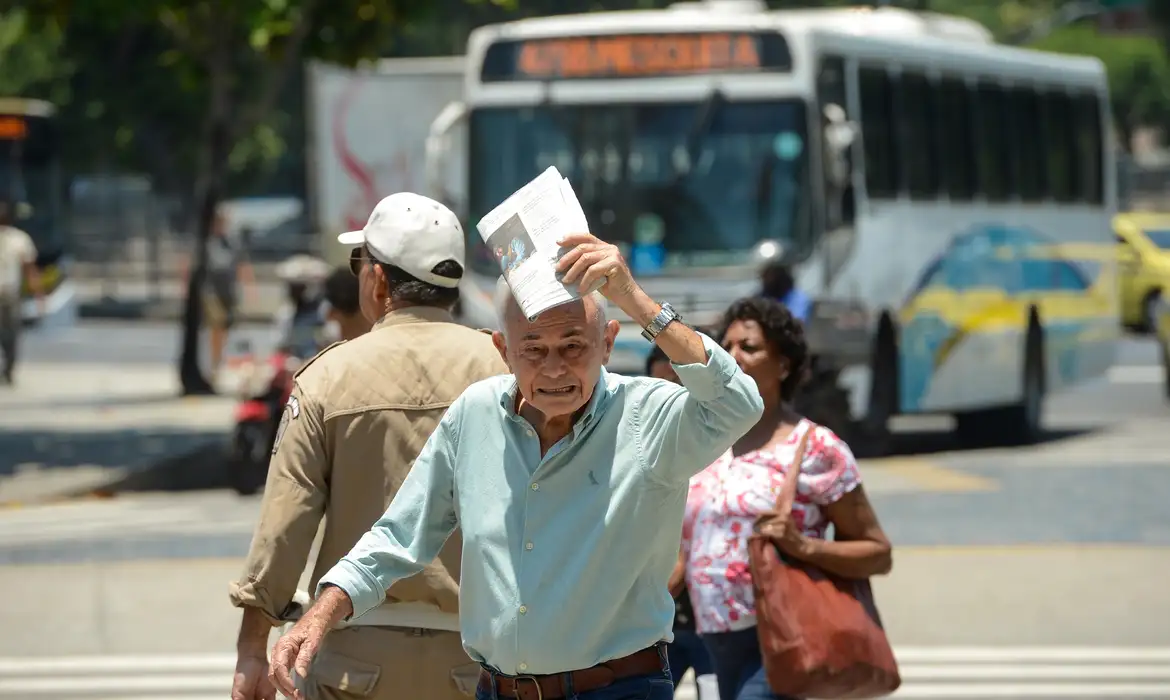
494, 276, 607, 335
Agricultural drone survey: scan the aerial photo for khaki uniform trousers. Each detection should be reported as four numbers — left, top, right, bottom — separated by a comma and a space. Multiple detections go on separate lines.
303, 626, 479, 700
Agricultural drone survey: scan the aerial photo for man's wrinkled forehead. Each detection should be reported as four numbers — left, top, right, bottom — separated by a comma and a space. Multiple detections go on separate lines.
511, 299, 593, 341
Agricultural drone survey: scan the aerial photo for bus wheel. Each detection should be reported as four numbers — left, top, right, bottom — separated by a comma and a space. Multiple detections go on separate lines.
955, 323, 1045, 447
1143, 291, 1163, 334
1161, 335, 1170, 402
856, 331, 897, 458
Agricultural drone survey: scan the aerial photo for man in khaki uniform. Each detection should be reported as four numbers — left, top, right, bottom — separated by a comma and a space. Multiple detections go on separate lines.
229, 192, 507, 700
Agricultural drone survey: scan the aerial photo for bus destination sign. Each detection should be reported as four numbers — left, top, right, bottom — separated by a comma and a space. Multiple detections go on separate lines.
481, 32, 791, 81
0, 116, 28, 140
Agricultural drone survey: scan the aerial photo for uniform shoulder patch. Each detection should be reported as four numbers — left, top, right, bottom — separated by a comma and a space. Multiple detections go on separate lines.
272, 395, 298, 455
292, 341, 346, 379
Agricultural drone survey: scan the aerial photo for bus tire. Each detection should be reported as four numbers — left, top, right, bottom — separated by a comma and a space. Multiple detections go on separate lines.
856, 320, 898, 458
1161, 334, 1170, 402
1142, 290, 1162, 334
955, 320, 1045, 447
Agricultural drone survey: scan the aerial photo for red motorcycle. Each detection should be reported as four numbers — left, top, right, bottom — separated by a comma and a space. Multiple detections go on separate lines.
228, 345, 305, 495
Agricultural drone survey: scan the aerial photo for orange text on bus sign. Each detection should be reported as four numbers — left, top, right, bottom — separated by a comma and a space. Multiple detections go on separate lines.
0, 117, 28, 140
516, 33, 762, 79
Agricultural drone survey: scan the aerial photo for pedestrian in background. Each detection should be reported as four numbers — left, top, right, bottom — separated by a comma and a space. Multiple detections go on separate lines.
181, 208, 256, 386
228, 193, 508, 700
267, 231, 764, 700
758, 260, 810, 325
682, 297, 892, 700
0, 199, 42, 385
648, 342, 718, 700
321, 264, 371, 342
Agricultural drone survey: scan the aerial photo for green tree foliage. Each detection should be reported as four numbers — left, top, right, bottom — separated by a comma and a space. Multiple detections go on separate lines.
14, 0, 450, 393
1035, 22, 1170, 149
0, 9, 68, 99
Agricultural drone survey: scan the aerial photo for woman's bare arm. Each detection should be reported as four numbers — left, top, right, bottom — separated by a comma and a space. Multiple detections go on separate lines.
791, 485, 892, 579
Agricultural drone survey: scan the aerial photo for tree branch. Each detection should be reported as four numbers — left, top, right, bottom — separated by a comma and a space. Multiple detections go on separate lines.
231, 0, 322, 143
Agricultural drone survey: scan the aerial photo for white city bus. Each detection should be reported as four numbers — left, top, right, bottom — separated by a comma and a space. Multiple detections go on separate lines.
0, 97, 74, 326
428, 1, 1119, 449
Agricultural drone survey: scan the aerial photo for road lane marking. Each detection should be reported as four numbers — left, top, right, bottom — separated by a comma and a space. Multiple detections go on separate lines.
1108, 364, 1163, 384
6, 649, 1169, 699
863, 458, 999, 493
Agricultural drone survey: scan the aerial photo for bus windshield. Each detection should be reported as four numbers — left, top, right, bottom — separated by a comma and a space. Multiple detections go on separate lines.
0, 110, 62, 261
467, 98, 809, 277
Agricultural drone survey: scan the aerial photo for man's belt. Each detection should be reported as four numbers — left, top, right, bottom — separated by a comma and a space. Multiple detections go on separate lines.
284, 590, 459, 631
478, 645, 666, 700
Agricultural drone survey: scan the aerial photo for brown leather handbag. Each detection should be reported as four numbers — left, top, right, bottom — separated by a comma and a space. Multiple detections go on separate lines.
747, 427, 901, 699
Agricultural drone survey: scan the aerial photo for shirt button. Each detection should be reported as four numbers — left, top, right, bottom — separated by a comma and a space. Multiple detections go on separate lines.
525, 542, 534, 550
518, 663, 528, 671
526, 428, 535, 437
531, 483, 539, 491
519, 605, 528, 614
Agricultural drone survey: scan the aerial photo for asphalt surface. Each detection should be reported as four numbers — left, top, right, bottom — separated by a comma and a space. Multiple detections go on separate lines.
1, 323, 1168, 698
1, 322, 1166, 565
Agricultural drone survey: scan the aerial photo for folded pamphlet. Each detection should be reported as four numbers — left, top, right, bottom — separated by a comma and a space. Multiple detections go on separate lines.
475, 166, 601, 321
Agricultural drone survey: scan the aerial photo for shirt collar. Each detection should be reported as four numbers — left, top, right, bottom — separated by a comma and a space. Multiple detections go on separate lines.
372, 305, 455, 331
500, 368, 611, 433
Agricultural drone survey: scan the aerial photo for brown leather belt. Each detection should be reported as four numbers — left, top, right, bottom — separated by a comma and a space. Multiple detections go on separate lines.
477, 644, 666, 700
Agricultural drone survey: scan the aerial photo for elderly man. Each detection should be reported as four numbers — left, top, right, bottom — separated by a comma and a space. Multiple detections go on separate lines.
229, 193, 507, 700
269, 232, 764, 700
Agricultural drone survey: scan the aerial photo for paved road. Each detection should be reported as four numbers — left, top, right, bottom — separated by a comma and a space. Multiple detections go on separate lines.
1, 325, 1166, 698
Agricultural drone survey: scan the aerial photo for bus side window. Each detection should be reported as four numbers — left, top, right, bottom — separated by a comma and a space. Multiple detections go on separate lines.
858, 65, 898, 200
1074, 93, 1104, 205
900, 69, 938, 200
1008, 86, 1046, 203
1042, 91, 1077, 203
936, 77, 974, 201
974, 81, 1011, 202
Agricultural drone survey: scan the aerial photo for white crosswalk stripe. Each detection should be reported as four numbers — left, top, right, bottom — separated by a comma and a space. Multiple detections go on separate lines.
1107, 365, 1164, 385
1, 648, 1168, 699
0, 493, 260, 547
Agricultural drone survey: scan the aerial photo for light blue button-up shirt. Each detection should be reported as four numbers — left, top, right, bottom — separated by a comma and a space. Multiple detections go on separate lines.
317, 333, 763, 675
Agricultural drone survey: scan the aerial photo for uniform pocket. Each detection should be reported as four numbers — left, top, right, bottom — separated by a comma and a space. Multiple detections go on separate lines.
308, 649, 382, 697
450, 662, 482, 697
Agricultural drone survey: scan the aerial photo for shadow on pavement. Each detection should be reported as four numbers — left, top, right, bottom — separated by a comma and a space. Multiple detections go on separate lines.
0, 427, 228, 478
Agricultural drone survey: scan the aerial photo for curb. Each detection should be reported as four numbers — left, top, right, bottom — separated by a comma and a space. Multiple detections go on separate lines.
0, 441, 234, 508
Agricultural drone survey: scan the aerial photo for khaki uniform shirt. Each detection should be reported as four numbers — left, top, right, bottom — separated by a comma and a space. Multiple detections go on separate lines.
229, 306, 508, 624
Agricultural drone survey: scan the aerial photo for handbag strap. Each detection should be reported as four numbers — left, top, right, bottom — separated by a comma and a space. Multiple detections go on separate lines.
771, 422, 814, 520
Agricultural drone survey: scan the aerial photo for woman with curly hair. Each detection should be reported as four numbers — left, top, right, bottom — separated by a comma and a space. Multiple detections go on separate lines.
676, 296, 893, 700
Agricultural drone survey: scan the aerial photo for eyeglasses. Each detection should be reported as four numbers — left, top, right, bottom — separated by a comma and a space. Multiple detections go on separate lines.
349, 247, 365, 276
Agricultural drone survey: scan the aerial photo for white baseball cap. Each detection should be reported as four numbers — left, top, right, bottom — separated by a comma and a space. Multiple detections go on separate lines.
337, 192, 465, 289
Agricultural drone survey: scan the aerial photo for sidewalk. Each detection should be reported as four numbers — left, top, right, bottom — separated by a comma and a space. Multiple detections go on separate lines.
0, 362, 237, 505
76, 276, 286, 322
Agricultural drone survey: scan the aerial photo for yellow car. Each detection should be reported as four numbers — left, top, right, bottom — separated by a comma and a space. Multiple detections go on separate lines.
1114, 212, 1170, 332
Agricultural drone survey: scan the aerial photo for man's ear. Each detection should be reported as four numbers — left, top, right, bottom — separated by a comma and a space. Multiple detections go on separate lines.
492, 331, 511, 370
600, 319, 619, 364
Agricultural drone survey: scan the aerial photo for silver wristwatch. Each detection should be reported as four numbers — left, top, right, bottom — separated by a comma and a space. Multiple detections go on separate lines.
641, 302, 680, 342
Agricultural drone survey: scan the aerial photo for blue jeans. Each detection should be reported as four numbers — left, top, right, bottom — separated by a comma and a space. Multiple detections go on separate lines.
475, 651, 674, 700
667, 629, 715, 687
702, 627, 797, 700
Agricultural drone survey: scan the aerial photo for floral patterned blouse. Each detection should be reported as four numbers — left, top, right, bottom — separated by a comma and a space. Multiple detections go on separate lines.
681, 419, 862, 634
